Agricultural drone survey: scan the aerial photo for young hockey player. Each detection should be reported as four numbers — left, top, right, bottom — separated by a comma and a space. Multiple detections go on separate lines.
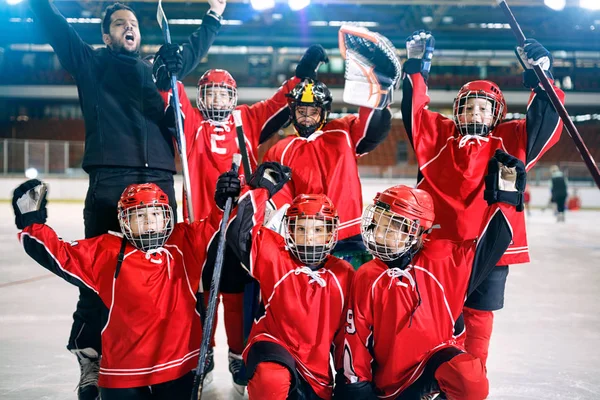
157, 45, 329, 393
29, 0, 223, 395
263, 29, 401, 270
401, 30, 564, 366
223, 178, 354, 400
336, 150, 526, 400
11, 168, 269, 399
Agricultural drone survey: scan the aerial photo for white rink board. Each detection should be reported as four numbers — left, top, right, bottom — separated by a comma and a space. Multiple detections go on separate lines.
1, 203, 600, 399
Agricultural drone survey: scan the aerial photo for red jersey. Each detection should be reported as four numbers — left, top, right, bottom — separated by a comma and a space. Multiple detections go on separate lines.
162, 79, 299, 220
18, 214, 222, 388
402, 71, 564, 265
342, 203, 516, 398
227, 188, 355, 399
263, 107, 390, 242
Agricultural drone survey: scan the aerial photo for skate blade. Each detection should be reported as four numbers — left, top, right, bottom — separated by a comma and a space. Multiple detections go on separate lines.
232, 381, 246, 396
203, 371, 214, 388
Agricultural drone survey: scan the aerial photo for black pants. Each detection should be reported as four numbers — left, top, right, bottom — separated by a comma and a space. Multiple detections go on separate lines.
554, 195, 567, 213
464, 265, 509, 311
67, 167, 176, 354
99, 370, 193, 400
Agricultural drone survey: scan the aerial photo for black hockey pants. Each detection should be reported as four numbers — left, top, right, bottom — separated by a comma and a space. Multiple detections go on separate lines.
67, 167, 177, 354
100, 371, 194, 399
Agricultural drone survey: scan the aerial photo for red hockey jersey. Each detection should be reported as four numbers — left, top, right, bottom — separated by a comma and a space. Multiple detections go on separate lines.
162, 79, 298, 221
342, 202, 516, 398
263, 108, 390, 242
227, 188, 355, 399
402, 71, 564, 265
18, 215, 222, 388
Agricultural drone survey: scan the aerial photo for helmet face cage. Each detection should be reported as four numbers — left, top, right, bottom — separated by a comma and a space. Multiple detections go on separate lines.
197, 82, 238, 124
119, 204, 174, 252
453, 90, 504, 137
289, 80, 332, 137
284, 215, 339, 266
361, 203, 422, 261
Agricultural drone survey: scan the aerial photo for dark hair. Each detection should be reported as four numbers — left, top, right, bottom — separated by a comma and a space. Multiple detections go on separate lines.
102, 3, 137, 34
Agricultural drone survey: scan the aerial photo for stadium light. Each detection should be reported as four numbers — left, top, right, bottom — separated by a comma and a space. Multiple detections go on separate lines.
25, 168, 38, 179
251, 0, 275, 11
544, 0, 566, 11
289, 0, 310, 11
7, 0, 24, 5
580, 0, 600, 10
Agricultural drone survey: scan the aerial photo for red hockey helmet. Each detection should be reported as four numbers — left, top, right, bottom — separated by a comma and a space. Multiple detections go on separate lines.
361, 185, 435, 261
197, 69, 238, 124
286, 79, 332, 138
284, 194, 339, 265
453, 80, 507, 137
118, 183, 174, 251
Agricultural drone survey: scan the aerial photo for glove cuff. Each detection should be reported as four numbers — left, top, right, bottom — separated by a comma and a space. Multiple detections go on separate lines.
523, 69, 554, 89
16, 209, 47, 230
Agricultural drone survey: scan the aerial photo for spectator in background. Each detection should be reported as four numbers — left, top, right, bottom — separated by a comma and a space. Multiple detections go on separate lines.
550, 165, 568, 222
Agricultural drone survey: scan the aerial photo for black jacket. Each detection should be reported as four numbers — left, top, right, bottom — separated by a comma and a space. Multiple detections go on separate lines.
30, 0, 221, 173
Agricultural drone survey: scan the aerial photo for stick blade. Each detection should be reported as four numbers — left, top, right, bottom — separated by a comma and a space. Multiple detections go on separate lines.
156, 0, 167, 30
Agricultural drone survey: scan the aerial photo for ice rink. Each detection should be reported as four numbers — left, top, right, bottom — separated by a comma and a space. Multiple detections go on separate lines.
1, 202, 599, 400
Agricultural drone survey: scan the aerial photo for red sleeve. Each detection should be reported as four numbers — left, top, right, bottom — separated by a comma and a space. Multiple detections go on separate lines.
333, 266, 355, 371
401, 71, 455, 164
262, 141, 295, 209
160, 81, 199, 156
238, 77, 300, 149
342, 268, 375, 384
18, 224, 101, 292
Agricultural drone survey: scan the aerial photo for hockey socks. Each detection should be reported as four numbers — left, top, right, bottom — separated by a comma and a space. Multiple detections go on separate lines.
463, 307, 494, 367
435, 353, 489, 400
248, 362, 292, 400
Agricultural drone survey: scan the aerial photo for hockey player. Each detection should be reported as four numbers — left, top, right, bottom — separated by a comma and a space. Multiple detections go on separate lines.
12, 174, 238, 398
156, 45, 329, 392
401, 30, 564, 366
336, 150, 526, 400
224, 171, 354, 400
28, 0, 224, 396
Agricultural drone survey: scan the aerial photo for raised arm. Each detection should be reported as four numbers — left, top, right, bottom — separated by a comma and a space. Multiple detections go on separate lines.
13, 180, 100, 291
401, 31, 453, 159
29, 0, 93, 75
349, 107, 392, 156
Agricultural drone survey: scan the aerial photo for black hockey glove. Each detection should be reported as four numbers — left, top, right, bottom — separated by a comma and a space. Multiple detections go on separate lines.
405, 29, 435, 79
12, 179, 48, 230
515, 39, 553, 89
484, 149, 526, 211
248, 162, 292, 198
214, 171, 241, 210
333, 372, 379, 400
296, 44, 329, 80
153, 43, 183, 91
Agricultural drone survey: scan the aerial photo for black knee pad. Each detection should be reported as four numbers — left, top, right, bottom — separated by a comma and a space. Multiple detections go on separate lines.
465, 265, 509, 311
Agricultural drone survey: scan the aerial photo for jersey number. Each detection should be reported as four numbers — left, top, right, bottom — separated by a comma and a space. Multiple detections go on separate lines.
346, 309, 356, 334
210, 134, 227, 155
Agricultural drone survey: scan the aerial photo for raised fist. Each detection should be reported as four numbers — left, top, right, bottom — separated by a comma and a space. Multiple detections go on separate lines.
516, 39, 551, 71
248, 162, 292, 198
296, 44, 329, 80
484, 149, 526, 211
406, 30, 435, 61
12, 179, 48, 229
214, 170, 241, 210
152, 43, 183, 91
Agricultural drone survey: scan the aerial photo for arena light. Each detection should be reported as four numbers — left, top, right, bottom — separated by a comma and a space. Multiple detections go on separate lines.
544, 0, 566, 11
288, 0, 310, 11
25, 168, 38, 179
580, 0, 600, 10
7, 0, 23, 5
251, 0, 275, 11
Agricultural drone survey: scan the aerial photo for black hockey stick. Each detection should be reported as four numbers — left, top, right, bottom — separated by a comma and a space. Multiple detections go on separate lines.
156, 0, 196, 221
497, 0, 600, 190
191, 154, 242, 400
232, 110, 253, 177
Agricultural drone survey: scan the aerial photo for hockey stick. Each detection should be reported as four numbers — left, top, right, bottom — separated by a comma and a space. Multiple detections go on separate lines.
157, 0, 196, 221
191, 154, 242, 400
232, 110, 253, 177
497, 0, 600, 190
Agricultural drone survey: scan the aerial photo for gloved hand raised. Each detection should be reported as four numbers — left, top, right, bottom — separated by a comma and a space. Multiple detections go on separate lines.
152, 43, 183, 91
12, 179, 48, 229
248, 162, 292, 198
484, 149, 526, 211
296, 44, 329, 80
405, 29, 435, 77
214, 171, 241, 210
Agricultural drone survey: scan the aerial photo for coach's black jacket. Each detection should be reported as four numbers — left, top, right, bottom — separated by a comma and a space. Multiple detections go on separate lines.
30, 0, 221, 173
